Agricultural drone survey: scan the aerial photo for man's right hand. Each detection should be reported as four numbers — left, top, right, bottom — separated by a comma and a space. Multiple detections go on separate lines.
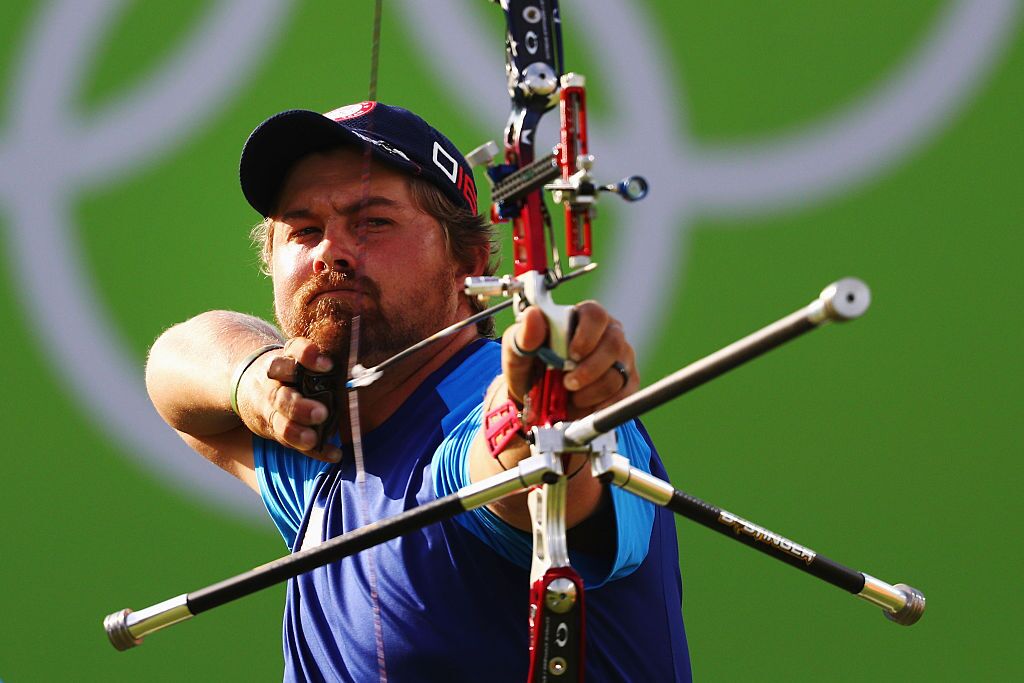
235, 337, 343, 463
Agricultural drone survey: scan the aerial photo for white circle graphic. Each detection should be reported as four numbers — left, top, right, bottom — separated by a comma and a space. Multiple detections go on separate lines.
398, 0, 1019, 353
0, 0, 293, 520
0, 0, 1016, 523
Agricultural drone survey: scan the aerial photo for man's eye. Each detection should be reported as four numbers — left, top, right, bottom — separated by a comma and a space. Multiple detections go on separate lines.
292, 226, 321, 238
360, 218, 392, 230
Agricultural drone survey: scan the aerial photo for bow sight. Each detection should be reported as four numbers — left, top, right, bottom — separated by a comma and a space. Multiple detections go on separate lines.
467, 75, 648, 273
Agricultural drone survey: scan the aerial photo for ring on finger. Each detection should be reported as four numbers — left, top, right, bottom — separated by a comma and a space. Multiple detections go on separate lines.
612, 361, 629, 390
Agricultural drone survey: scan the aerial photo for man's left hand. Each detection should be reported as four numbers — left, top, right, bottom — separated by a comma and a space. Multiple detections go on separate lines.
502, 301, 639, 420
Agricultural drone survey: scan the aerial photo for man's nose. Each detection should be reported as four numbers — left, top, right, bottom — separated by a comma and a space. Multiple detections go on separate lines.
312, 224, 358, 275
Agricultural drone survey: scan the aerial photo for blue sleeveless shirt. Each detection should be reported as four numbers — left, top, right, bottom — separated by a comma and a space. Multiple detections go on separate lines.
254, 339, 691, 681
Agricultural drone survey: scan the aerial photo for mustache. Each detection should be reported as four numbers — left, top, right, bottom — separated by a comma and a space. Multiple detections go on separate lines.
296, 270, 382, 309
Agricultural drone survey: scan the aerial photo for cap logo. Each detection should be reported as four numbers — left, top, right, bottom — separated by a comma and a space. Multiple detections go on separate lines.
432, 141, 458, 183
351, 130, 411, 162
325, 101, 376, 121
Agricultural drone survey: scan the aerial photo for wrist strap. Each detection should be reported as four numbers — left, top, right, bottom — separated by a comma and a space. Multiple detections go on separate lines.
230, 344, 284, 416
484, 398, 527, 458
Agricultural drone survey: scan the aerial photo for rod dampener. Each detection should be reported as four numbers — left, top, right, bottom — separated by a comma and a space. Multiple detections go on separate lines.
104, 594, 192, 651
886, 584, 927, 626
859, 576, 926, 626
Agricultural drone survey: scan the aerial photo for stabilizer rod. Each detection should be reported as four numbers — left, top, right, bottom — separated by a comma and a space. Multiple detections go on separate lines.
104, 454, 559, 650
566, 278, 870, 445
591, 451, 926, 625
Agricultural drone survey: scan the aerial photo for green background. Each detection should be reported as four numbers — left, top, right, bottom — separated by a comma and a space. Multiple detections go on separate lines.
1, 1, 1021, 680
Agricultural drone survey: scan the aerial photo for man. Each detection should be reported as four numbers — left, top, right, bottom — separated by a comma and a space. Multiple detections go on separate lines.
146, 101, 691, 681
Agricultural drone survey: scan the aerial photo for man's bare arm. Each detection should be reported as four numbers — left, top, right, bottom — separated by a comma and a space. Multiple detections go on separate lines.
146, 310, 339, 491
147, 311, 283, 435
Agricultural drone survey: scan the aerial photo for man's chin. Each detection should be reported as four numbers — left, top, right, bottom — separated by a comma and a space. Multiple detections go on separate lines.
290, 300, 427, 368
303, 316, 404, 367
306, 318, 353, 362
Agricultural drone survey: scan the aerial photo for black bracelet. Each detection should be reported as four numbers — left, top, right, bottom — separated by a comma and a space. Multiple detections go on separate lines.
229, 344, 284, 416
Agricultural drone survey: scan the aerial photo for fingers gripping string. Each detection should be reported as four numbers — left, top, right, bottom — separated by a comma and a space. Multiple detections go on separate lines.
348, 1, 388, 680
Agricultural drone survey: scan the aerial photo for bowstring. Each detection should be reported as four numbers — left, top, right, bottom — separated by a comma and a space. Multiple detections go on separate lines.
347, 1, 388, 680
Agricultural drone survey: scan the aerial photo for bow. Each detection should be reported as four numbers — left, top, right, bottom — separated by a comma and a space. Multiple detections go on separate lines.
102, 2, 927, 677
459, 2, 650, 677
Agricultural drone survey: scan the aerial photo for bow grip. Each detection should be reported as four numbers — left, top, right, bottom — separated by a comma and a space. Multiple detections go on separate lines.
288, 364, 343, 451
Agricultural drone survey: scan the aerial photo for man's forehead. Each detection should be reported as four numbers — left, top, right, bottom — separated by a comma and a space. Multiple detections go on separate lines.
285, 146, 393, 182
275, 148, 412, 211
278, 196, 401, 222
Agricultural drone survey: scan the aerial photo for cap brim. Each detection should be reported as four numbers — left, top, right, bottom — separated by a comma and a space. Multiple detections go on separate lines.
239, 110, 420, 216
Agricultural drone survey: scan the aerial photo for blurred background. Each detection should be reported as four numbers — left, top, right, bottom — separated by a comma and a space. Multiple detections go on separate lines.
0, 0, 1020, 680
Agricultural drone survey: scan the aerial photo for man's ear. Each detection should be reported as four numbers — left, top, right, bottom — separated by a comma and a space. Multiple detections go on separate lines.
462, 244, 492, 279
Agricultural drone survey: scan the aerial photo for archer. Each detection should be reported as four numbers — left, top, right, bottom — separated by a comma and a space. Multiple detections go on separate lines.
145, 101, 692, 681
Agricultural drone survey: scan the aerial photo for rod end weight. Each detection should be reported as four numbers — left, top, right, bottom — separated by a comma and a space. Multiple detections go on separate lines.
104, 608, 143, 651
820, 278, 871, 321
884, 584, 926, 626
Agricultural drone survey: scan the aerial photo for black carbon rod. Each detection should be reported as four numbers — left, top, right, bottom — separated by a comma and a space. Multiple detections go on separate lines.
188, 494, 464, 614
104, 454, 557, 650
666, 488, 925, 625
565, 278, 871, 445
103, 494, 464, 650
103, 495, 462, 650
593, 456, 926, 626
666, 490, 863, 593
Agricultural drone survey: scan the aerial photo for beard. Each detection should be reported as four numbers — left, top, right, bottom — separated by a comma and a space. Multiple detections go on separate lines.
277, 268, 459, 367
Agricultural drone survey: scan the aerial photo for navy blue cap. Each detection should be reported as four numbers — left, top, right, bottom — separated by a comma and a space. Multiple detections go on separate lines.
240, 101, 478, 216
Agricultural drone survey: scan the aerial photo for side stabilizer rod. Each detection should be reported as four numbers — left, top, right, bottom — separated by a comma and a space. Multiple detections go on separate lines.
104, 454, 559, 650
591, 450, 926, 626
566, 278, 870, 445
